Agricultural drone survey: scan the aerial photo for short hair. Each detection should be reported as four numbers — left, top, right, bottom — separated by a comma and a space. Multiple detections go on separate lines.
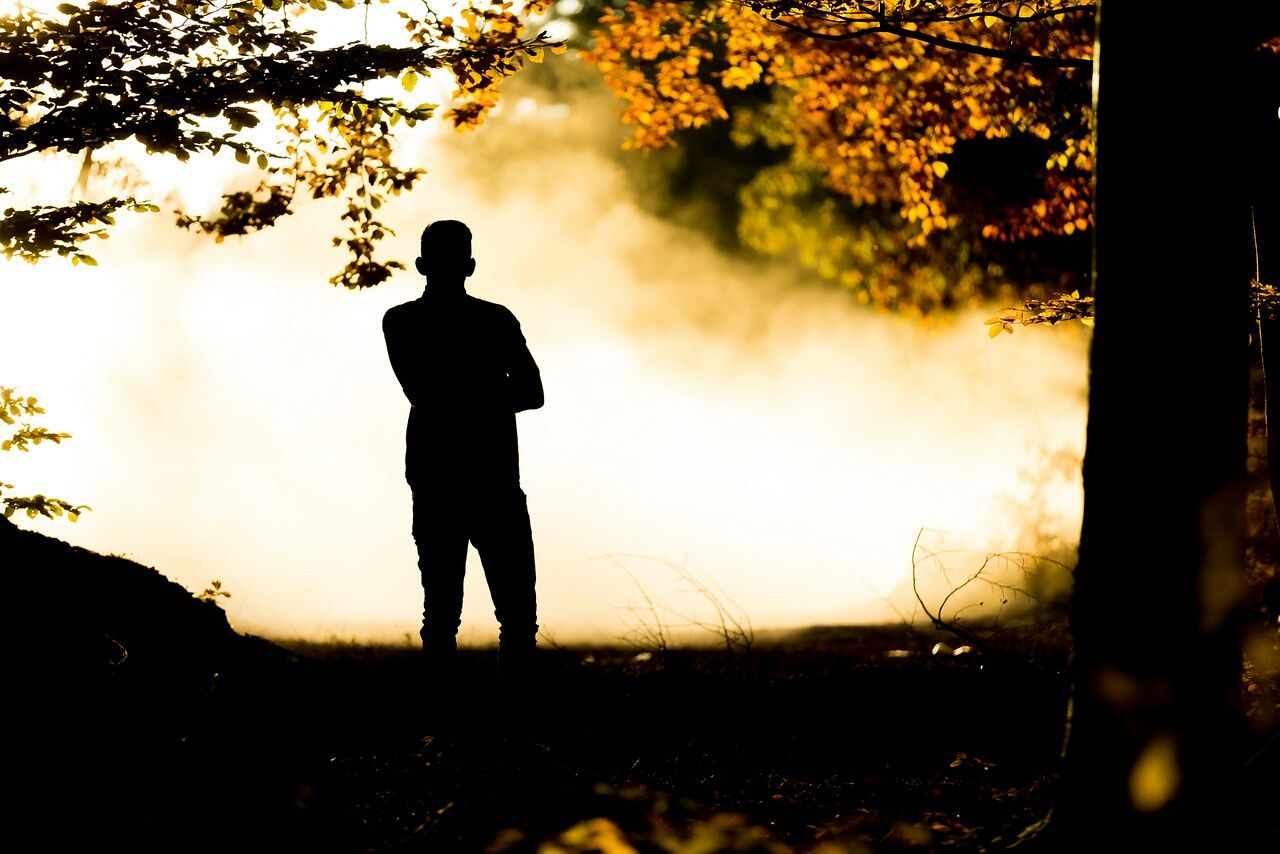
420, 220, 472, 264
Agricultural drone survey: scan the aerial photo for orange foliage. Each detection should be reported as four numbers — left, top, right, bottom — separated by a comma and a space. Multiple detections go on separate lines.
583, 2, 1094, 246
444, 1, 558, 128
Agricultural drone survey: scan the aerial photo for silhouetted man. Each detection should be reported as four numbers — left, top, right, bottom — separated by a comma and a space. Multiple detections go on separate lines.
383, 220, 543, 697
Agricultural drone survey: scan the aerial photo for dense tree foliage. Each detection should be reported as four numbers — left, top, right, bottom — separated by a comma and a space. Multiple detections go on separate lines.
577, 0, 1094, 315
1, 0, 563, 287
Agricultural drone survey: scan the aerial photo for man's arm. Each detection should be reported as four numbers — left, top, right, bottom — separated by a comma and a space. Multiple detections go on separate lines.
383, 308, 424, 407
506, 313, 544, 413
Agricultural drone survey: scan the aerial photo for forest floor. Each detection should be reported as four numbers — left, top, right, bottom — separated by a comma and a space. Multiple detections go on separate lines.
25, 625, 1074, 852
5, 512, 1081, 852
10, 517, 1279, 851
299, 629, 1070, 853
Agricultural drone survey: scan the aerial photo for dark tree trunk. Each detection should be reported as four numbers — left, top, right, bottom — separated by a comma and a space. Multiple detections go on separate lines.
1260, 314, 1280, 526
1254, 46, 1280, 527
1060, 3, 1260, 847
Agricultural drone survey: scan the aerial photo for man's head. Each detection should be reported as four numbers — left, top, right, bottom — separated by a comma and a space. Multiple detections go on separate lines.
415, 220, 475, 285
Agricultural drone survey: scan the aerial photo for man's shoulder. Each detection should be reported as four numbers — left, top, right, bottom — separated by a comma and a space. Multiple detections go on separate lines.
384, 293, 518, 332
464, 295, 519, 325
464, 295, 513, 314
383, 298, 422, 328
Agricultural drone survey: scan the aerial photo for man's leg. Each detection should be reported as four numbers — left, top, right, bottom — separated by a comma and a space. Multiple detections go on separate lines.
411, 491, 469, 685
470, 488, 538, 692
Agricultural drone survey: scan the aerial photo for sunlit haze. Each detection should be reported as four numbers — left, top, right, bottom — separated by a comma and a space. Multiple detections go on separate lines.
0, 70, 1088, 643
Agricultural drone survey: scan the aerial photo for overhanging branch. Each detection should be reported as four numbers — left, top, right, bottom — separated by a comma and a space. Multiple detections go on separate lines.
770, 16, 1092, 69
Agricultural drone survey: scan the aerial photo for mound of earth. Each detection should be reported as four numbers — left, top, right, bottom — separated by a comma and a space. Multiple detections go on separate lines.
2, 513, 286, 698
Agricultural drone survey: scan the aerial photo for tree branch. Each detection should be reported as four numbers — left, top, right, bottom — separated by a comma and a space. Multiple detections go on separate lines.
878, 19, 1090, 68
768, 15, 1092, 69
778, 1, 1096, 27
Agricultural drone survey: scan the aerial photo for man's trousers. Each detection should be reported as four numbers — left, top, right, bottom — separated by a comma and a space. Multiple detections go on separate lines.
411, 485, 538, 677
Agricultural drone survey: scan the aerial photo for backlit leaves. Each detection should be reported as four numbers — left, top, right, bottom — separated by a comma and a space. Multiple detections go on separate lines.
0, 387, 45, 423
0, 198, 156, 266
2, 426, 71, 453
1252, 277, 1280, 321
586, 1, 1093, 239
0, 387, 88, 523
581, 0, 1095, 314
3, 494, 90, 521
1, 0, 566, 287
986, 290, 1095, 335
198, 579, 233, 603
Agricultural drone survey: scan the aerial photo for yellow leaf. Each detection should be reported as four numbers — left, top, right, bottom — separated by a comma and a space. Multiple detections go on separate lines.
1130, 734, 1179, 812
988, 323, 1003, 338
81, 256, 97, 266
527, 48, 543, 64
550, 43, 568, 55
402, 70, 418, 92
931, 161, 948, 178
256, 153, 268, 169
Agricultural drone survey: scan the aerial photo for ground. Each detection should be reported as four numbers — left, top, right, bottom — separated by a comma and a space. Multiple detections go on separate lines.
292, 634, 1068, 852
6, 514, 1071, 852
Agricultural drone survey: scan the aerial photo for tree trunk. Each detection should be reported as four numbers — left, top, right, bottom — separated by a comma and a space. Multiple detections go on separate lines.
1254, 43, 1280, 527
1060, 3, 1256, 847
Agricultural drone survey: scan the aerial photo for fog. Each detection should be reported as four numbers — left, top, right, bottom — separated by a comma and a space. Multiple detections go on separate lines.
0, 71, 1088, 642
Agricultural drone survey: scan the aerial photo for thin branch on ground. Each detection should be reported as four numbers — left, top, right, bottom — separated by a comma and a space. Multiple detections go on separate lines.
601, 553, 754, 654
911, 528, 1068, 648
606, 554, 671, 653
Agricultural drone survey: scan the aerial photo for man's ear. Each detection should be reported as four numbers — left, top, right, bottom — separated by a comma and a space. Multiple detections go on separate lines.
414, 257, 428, 277
466, 257, 477, 278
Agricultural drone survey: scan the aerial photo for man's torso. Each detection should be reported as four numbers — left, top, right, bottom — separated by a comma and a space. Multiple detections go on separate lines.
384, 293, 521, 494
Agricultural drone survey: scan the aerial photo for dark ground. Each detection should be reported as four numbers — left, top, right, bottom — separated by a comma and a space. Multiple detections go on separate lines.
7, 515, 1074, 852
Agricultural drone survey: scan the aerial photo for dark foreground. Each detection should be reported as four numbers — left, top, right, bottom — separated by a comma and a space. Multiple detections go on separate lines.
20, 631, 1072, 852
7, 515, 1073, 852
295, 633, 1069, 853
